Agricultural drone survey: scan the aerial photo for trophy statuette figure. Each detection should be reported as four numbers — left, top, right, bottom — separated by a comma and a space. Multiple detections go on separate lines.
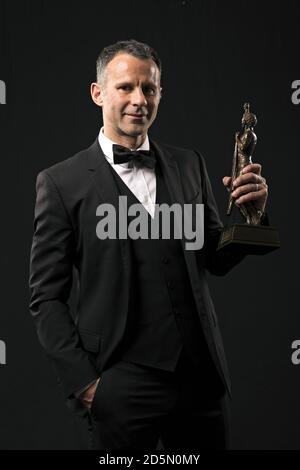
217, 103, 280, 255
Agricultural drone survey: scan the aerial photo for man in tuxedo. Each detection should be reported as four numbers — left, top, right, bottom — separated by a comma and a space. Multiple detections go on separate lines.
29, 39, 268, 450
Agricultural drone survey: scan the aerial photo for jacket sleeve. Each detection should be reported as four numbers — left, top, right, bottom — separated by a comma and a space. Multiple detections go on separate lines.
29, 171, 100, 400
195, 150, 249, 276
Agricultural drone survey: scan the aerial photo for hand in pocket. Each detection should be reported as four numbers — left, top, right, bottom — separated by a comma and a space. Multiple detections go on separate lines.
80, 377, 101, 412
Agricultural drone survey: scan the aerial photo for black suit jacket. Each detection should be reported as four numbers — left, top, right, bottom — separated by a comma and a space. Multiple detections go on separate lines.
29, 137, 246, 410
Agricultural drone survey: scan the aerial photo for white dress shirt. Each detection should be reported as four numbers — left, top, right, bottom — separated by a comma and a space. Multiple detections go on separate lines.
98, 126, 157, 219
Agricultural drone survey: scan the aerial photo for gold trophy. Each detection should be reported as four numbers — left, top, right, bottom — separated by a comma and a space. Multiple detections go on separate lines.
217, 103, 280, 255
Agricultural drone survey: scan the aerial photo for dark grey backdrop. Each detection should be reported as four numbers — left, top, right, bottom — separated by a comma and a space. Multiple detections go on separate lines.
0, 0, 299, 450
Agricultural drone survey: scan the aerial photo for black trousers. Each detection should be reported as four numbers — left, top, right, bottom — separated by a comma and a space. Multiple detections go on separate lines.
85, 347, 229, 451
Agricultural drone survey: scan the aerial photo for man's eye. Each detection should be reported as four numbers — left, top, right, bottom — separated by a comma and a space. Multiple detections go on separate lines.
120, 85, 131, 91
144, 88, 155, 95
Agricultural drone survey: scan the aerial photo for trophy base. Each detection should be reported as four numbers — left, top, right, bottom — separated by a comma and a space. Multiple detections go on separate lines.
217, 223, 280, 255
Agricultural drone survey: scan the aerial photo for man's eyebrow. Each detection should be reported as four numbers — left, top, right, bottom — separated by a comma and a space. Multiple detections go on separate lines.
143, 82, 158, 88
116, 81, 158, 88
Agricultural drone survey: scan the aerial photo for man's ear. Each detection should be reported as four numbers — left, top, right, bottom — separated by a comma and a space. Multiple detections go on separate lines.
90, 82, 104, 107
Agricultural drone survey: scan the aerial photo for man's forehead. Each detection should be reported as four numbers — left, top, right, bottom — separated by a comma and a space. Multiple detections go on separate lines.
107, 53, 159, 82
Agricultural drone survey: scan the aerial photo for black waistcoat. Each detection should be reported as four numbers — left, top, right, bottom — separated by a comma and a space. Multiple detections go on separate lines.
107, 155, 215, 373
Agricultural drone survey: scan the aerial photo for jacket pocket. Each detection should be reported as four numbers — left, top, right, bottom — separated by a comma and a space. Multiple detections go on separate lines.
78, 328, 101, 353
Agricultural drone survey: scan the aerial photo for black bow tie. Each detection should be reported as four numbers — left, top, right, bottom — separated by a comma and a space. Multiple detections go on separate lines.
112, 144, 156, 170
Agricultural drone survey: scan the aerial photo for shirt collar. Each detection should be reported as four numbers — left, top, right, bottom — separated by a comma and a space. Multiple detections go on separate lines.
98, 126, 150, 166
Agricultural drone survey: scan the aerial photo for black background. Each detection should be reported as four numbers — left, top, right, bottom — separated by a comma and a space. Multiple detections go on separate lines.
0, 0, 299, 450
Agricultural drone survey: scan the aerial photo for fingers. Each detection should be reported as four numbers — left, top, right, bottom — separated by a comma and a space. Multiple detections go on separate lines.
222, 176, 231, 187
81, 377, 101, 411
223, 171, 265, 188
222, 176, 232, 193
241, 163, 262, 175
82, 396, 93, 410
232, 171, 265, 189
234, 189, 266, 206
222, 162, 268, 208
232, 183, 268, 205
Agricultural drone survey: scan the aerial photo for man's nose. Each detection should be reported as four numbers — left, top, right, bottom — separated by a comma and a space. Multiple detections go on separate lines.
131, 87, 147, 106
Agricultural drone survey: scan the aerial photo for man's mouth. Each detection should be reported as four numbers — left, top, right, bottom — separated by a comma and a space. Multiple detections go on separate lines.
126, 113, 146, 118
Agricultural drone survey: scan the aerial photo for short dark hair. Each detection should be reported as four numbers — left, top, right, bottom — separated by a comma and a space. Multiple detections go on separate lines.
96, 39, 162, 85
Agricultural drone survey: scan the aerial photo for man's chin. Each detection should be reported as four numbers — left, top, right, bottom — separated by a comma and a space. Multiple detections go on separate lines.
121, 125, 148, 137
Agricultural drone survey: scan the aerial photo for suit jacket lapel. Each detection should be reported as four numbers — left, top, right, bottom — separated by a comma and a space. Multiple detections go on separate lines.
86, 137, 132, 280
86, 137, 122, 212
150, 138, 202, 297
150, 138, 185, 209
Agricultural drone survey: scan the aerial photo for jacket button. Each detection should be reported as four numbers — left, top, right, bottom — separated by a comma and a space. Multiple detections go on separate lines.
167, 280, 175, 289
173, 308, 180, 316
161, 256, 169, 264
